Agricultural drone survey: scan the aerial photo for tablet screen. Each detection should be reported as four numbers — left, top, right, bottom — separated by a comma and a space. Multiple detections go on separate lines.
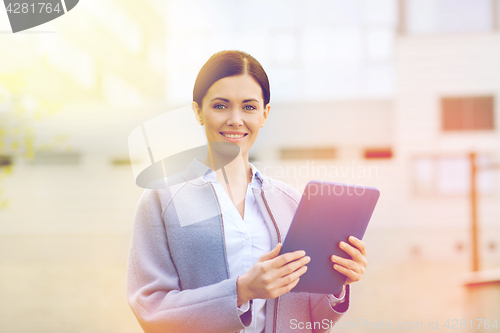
279, 181, 380, 295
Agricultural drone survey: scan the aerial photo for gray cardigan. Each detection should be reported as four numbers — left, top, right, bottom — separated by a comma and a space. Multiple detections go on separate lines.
127, 163, 350, 333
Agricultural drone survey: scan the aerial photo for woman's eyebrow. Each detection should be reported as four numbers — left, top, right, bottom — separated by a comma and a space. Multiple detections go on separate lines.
210, 97, 230, 102
210, 97, 260, 103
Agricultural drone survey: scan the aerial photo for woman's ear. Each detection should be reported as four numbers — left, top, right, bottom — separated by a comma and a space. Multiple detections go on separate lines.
192, 102, 204, 125
260, 103, 270, 127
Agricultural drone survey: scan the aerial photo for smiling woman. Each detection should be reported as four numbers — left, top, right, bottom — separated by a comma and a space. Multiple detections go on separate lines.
127, 50, 367, 333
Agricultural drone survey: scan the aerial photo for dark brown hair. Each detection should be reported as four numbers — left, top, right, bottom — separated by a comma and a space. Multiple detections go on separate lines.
193, 50, 270, 107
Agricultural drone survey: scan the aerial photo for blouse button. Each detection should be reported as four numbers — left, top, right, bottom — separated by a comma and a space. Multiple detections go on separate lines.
244, 234, 250, 240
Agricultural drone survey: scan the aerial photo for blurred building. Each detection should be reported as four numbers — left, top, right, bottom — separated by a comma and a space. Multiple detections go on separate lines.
395, 0, 500, 267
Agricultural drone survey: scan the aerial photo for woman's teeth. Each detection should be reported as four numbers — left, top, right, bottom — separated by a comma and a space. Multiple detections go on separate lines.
223, 133, 245, 138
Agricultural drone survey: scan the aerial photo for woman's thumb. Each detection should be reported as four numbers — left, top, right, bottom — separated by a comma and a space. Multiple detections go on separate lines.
259, 243, 282, 261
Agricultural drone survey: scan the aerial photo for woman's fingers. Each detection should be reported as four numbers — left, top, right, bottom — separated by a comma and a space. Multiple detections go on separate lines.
330, 254, 349, 266
275, 274, 301, 295
276, 264, 307, 290
245, 246, 312, 300
259, 243, 282, 262
270, 249, 306, 268
330, 236, 368, 285
261, 250, 310, 295
330, 255, 363, 273
338, 241, 366, 265
348, 236, 367, 256
257, 261, 307, 298
264, 250, 309, 283
276, 254, 310, 278
333, 263, 362, 283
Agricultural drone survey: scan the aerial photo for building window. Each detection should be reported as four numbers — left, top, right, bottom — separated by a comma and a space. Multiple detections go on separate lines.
405, 0, 494, 35
411, 154, 497, 197
280, 147, 336, 160
26, 152, 81, 165
441, 96, 495, 131
364, 148, 393, 159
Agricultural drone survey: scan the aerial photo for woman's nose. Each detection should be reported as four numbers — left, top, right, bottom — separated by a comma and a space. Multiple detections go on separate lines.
226, 109, 244, 126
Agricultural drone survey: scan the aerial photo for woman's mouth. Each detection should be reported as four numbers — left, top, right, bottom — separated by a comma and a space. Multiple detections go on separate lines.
220, 132, 248, 142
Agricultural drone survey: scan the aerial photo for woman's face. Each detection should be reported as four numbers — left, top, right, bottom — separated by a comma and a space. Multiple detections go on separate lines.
192, 74, 270, 159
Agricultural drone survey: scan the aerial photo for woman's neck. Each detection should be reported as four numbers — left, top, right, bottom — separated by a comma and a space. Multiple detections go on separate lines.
202, 149, 252, 185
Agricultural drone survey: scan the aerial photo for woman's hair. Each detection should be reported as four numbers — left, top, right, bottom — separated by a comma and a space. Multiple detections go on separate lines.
193, 50, 270, 107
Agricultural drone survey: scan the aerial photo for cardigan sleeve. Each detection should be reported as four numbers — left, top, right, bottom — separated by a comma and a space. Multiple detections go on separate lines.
309, 284, 351, 333
327, 285, 346, 305
127, 189, 252, 333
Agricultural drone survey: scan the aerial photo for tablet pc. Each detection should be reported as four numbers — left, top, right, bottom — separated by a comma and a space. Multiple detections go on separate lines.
279, 181, 380, 295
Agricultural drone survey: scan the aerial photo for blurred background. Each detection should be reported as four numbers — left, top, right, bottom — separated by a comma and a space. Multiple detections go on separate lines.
1, 0, 499, 332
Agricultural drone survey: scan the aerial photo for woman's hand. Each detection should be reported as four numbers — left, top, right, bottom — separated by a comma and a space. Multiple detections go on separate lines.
330, 236, 367, 285
236, 243, 310, 306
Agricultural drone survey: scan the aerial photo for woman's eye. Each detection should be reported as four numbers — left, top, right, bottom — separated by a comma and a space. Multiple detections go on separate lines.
244, 105, 256, 111
213, 104, 226, 110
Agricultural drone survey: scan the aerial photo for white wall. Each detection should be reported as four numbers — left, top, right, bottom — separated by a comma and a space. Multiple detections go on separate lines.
393, 32, 500, 264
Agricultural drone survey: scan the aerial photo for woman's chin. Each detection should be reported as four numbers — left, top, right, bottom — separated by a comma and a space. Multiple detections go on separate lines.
207, 141, 241, 160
